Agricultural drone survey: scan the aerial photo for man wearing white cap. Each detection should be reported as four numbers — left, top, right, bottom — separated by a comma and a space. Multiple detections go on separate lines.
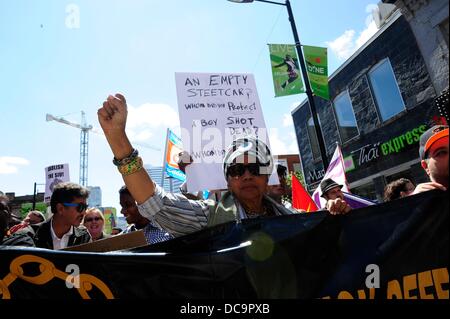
413, 125, 448, 194
98, 94, 294, 238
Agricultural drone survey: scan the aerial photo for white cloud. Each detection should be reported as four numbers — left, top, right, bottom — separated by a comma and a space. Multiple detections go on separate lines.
282, 113, 294, 127
127, 103, 179, 129
128, 129, 153, 142
356, 20, 378, 49
268, 129, 289, 155
268, 128, 300, 156
124, 103, 179, 146
288, 133, 299, 154
326, 30, 356, 61
327, 4, 379, 61
290, 102, 301, 111
0, 157, 30, 174
281, 103, 301, 128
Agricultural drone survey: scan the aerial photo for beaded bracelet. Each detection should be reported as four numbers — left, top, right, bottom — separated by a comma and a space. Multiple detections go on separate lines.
118, 156, 143, 176
112, 148, 139, 167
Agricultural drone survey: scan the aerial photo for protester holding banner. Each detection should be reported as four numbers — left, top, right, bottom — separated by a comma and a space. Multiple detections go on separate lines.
320, 178, 352, 215
33, 182, 91, 249
413, 125, 448, 194
98, 94, 294, 237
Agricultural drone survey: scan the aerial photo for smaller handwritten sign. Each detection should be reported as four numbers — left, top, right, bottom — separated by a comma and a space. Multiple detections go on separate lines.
44, 163, 70, 203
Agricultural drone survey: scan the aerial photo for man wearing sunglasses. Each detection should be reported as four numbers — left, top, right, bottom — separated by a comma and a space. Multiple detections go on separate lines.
34, 182, 92, 249
98, 93, 294, 238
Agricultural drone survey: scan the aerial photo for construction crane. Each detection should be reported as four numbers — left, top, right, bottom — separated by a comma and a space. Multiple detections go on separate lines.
46, 111, 161, 187
46, 112, 92, 187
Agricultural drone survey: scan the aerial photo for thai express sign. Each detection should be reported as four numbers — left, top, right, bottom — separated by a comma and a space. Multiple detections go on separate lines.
345, 125, 427, 171
380, 125, 427, 155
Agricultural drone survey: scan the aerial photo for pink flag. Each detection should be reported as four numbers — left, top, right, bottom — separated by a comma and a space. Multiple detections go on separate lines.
312, 144, 350, 209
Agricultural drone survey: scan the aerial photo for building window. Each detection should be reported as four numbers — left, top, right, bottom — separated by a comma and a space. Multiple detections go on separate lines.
333, 90, 359, 143
307, 117, 321, 161
368, 59, 405, 122
352, 183, 378, 202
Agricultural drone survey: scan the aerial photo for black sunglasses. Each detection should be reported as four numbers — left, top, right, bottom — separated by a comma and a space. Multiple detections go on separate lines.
63, 202, 88, 213
84, 216, 102, 222
227, 163, 269, 178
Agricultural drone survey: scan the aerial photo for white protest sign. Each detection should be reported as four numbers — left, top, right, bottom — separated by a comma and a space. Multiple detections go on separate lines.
44, 163, 70, 203
175, 72, 278, 192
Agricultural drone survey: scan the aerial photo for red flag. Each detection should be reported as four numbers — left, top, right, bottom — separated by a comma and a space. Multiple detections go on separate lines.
292, 175, 318, 212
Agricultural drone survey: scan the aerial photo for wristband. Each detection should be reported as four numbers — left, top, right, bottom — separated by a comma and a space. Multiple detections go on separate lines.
113, 148, 138, 167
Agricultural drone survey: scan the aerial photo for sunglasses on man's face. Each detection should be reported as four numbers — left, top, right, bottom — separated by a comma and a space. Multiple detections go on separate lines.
63, 202, 88, 213
84, 216, 102, 223
227, 163, 269, 178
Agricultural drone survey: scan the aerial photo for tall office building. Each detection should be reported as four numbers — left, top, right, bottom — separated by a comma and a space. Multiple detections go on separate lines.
87, 186, 102, 207
145, 165, 183, 193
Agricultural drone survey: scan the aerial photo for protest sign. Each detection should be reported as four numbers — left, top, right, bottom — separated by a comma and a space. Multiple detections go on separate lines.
175, 72, 277, 192
44, 164, 70, 203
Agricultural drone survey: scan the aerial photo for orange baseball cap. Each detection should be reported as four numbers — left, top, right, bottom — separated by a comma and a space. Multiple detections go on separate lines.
419, 125, 449, 159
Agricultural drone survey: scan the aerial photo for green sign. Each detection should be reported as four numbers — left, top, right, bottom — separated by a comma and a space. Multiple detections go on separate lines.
381, 125, 427, 156
344, 155, 356, 172
100, 207, 117, 235
269, 44, 305, 97
303, 45, 329, 100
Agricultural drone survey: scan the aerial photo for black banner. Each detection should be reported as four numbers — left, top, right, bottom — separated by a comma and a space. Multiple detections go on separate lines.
0, 190, 448, 299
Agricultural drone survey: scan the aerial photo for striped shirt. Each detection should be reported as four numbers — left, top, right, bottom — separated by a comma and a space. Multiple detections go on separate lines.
138, 184, 293, 238
138, 184, 210, 237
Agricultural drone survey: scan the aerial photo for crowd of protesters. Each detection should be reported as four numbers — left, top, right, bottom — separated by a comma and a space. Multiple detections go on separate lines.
0, 94, 447, 249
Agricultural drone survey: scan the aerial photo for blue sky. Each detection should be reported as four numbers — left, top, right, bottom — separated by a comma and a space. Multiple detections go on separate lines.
0, 0, 380, 213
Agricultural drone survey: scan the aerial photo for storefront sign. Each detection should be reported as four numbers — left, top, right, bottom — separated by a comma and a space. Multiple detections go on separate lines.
345, 124, 427, 170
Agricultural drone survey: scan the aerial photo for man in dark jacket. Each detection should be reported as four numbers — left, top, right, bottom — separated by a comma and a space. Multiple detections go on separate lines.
34, 182, 91, 249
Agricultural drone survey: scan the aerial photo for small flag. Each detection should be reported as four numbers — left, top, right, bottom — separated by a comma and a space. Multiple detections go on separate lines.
343, 192, 377, 209
312, 144, 350, 209
292, 175, 318, 212
164, 129, 186, 182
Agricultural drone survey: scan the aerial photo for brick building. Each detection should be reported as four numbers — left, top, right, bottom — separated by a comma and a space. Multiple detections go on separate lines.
291, 4, 448, 202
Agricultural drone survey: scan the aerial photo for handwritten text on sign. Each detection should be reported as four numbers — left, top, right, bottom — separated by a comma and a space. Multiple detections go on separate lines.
44, 163, 70, 203
175, 73, 273, 192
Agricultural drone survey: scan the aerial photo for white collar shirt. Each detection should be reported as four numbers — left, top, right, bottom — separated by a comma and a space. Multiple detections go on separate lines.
50, 220, 74, 250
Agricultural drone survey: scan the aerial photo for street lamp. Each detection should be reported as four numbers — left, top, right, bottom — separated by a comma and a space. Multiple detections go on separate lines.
32, 182, 45, 210
228, 0, 330, 169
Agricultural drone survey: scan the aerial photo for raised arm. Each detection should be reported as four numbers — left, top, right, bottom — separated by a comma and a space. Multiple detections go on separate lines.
97, 94, 155, 204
